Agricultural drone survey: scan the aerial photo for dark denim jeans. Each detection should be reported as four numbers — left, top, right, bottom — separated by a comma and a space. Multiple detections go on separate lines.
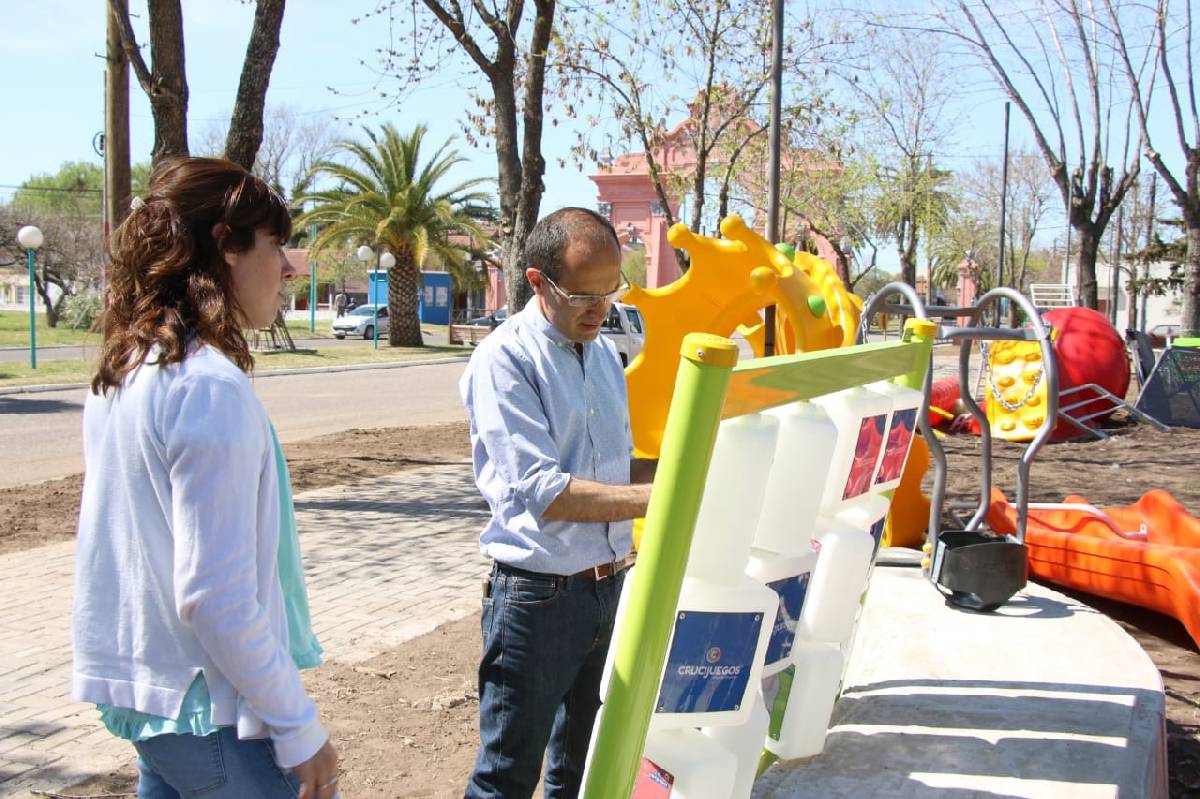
132, 726, 304, 799
465, 564, 625, 799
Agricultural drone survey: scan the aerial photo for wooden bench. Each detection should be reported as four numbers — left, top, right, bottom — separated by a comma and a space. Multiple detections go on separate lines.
449, 324, 493, 345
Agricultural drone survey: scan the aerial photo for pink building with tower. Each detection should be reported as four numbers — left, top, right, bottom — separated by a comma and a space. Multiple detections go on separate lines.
589, 116, 700, 289
483, 108, 874, 308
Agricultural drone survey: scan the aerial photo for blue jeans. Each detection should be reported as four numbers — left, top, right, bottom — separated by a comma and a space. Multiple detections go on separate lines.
465, 564, 626, 799
132, 726, 302, 799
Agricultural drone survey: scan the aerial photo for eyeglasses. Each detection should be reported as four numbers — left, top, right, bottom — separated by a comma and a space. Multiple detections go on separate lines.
537, 271, 630, 308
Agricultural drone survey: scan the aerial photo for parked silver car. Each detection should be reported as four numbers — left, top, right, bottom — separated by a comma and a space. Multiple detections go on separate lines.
602, 302, 645, 366
332, 304, 389, 340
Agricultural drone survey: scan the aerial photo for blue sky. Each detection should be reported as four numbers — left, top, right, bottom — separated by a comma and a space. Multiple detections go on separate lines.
0, 0, 594, 212
2, 1, 1187, 273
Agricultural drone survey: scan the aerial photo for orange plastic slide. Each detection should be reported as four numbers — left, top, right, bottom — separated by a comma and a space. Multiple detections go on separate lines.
986, 489, 1200, 650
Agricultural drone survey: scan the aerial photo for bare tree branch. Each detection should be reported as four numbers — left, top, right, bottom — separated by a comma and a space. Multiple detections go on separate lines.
107, 0, 153, 94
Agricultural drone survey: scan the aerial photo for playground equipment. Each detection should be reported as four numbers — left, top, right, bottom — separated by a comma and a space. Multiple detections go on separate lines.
986, 488, 1200, 651
859, 285, 1059, 612
982, 307, 1132, 441
812, 387, 891, 511
879, 432, 932, 549
1134, 341, 1200, 429
581, 317, 936, 799
864, 380, 924, 493
622, 216, 856, 458
928, 375, 964, 428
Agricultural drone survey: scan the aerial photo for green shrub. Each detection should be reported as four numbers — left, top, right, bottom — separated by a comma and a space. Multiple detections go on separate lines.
60, 292, 103, 331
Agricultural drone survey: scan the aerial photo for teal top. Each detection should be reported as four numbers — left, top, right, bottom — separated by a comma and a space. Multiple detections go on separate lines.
97, 425, 323, 741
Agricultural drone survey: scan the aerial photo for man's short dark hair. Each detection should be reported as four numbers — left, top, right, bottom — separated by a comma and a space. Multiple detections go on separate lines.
525, 207, 621, 282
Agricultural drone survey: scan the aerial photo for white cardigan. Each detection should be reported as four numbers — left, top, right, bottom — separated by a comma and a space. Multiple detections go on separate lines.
71, 345, 327, 769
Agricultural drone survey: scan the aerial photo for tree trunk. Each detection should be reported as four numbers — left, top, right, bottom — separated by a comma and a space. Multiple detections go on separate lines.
388, 257, 423, 347
508, 0, 553, 313
688, 158, 707, 236
1183, 220, 1200, 338
1125, 268, 1139, 332
33, 272, 64, 328
898, 217, 918, 286
415, 0, 552, 316
224, 0, 286, 170
105, 4, 131, 237
146, 0, 189, 163
1075, 225, 1101, 310
489, 66, 531, 315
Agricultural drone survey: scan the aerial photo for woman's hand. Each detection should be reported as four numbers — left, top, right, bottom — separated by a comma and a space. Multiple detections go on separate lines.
293, 739, 339, 798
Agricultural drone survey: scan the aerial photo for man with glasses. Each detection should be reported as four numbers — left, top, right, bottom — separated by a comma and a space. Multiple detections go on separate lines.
461, 207, 655, 798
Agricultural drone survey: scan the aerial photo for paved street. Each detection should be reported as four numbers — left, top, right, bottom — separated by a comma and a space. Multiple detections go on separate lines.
0, 463, 489, 797
0, 359, 470, 489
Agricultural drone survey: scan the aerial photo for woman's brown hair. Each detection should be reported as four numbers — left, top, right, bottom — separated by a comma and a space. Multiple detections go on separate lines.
93, 157, 292, 394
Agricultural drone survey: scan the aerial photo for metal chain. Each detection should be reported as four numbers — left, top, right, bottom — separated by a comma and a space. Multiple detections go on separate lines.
981, 341, 1045, 412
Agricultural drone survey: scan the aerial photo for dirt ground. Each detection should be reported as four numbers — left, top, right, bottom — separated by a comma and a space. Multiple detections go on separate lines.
0, 421, 472, 557
937, 420, 1200, 797
15, 416, 1200, 796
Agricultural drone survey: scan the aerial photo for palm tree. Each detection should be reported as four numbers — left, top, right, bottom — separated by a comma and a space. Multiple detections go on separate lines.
298, 123, 493, 346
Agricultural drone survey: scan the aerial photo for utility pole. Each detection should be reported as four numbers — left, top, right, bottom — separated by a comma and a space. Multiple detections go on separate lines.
762, 0, 783, 356
1064, 185, 1074, 302
1140, 173, 1156, 332
105, 1, 132, 250
1109, 204, 1123, 326
996, 102, 1010, 325
924, 153, 933, 305
1126, 182, 1140, 331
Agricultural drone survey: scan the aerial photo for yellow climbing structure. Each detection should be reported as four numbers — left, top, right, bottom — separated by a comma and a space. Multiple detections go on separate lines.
983, 339, 1050, 441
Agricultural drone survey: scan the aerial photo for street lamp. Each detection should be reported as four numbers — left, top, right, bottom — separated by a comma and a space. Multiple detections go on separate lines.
307, 224, 319, 334
16, 225, 44, 369
377, 252, 395, 349
356, 245, 394, 349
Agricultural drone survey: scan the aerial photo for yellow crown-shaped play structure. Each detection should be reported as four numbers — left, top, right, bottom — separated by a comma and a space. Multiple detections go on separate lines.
625, 216, 863, 458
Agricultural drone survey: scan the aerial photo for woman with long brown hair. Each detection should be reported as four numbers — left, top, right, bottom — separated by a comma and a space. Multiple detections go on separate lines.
72, 157, 339, 798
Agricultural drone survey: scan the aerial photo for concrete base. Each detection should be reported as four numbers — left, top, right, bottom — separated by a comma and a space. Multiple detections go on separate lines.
753, 553, 1168, 799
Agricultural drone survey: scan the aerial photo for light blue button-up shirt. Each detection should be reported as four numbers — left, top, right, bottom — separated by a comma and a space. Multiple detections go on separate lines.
460, 300, 634, 575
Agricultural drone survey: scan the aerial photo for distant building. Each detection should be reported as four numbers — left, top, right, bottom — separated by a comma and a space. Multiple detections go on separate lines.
0, 268, 44, 311
586, 104, 848, 291
1063, 258, 1182, 331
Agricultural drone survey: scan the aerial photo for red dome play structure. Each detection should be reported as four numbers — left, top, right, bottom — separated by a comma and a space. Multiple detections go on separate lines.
1041, 307, 1130, 439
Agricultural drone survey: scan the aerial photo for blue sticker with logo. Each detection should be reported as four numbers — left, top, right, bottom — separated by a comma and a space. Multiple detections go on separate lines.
657, 610, 762, 714
764, 573, 811, 665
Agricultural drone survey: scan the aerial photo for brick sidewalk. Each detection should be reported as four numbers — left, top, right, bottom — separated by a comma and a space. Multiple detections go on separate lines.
0, 463, 489, 797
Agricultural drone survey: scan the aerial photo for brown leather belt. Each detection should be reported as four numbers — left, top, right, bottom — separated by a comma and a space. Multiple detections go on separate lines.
496, 556, 634, 583
571, 556, 635, 581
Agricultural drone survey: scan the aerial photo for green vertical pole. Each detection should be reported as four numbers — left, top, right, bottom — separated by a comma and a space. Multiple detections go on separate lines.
373, 257, 380, 350
895, 318, 937, 390
583, 333, 739, 799
27, 249, 37, 370
308, 224, 318, 334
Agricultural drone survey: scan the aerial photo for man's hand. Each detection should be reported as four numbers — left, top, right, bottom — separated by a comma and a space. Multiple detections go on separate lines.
293, 740, 339, 799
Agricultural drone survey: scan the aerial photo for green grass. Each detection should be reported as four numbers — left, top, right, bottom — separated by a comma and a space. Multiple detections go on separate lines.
250, 344, 466, 371
0, 357, 97, 387
0, 311, 100, 347
284, 320, 449, 340
284, 319, 335, 339
0, 312, 451, 348
0, 343, 468, 389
